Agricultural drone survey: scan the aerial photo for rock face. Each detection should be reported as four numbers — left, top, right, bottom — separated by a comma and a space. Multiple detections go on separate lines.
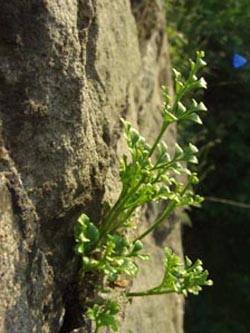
0, 1, 183, 332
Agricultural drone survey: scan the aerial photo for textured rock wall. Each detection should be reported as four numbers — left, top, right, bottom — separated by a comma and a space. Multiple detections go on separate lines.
0, 1, 183, 332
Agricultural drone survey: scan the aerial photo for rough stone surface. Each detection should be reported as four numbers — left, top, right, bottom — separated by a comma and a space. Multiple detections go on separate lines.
0, 1, 183, 332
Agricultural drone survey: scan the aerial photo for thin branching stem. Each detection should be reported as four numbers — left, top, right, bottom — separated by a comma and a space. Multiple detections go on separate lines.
127, 288, 172, 297
135, 179, 193, 242
135, 201, 176, 242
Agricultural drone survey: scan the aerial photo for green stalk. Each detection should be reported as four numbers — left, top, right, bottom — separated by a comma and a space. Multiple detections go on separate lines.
147, 122, 168, 159
98, 179, 142, 237
98, 180, 144, 240
135, 178, 193, 242
134, 201, 177, 242
101, 186, 127, 223
110, 206, 138, 232
127, 288, 173, 297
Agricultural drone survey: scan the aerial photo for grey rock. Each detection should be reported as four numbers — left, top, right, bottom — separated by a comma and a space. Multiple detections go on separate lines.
0, 1, 183, 332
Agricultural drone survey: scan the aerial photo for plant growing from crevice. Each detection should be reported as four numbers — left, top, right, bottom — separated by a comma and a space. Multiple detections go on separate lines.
86, 301, 120, 333
73, 51, 212, 333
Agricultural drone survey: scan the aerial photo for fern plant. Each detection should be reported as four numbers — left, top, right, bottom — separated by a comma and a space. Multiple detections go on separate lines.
73, 51, 212, 333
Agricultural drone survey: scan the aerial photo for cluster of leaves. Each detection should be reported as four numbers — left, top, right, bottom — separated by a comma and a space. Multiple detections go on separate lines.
74, 214, 148, 283
86, 301, 120, 333
73, 51, 212, 333
127, 248, 213, 298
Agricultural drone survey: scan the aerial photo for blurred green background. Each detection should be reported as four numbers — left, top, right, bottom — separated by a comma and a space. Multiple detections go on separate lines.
166, 1, 250, 332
